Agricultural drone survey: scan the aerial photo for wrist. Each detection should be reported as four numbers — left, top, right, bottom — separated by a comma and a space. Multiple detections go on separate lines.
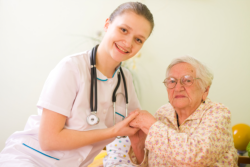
108, 126, 117, 138
132, 145, 145, 164
131, 142, 144, 151
142, 119, 157, 135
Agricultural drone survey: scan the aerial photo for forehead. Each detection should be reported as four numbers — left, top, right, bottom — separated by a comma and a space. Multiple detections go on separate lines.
111, 11, 151, 38
168, 63, 196, 77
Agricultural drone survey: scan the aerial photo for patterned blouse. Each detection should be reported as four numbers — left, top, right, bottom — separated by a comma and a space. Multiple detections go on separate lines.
129, 99, 238, 167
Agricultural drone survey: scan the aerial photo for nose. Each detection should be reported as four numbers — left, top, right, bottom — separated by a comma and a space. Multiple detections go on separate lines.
174, 80, 184, 91
123, 35, 133, 50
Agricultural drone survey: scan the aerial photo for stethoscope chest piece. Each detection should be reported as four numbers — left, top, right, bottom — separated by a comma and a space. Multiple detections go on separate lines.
87, 113, 99, 126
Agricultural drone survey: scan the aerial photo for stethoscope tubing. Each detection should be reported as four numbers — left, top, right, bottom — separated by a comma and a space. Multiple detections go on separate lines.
90, 45, 98, 113
89, 45, 128, 139
120, 68, 128, 104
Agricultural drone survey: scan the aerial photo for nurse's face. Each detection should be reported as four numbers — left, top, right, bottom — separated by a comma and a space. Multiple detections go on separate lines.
103, 11, 151, 62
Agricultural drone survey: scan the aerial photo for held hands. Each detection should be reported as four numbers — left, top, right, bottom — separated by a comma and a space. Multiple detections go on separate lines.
112, 111, 140, 137
111, 109, 156, 141
129, 110, 157, 135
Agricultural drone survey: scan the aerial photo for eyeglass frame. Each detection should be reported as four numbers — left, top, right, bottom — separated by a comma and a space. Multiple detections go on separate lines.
163, 75, 200, 89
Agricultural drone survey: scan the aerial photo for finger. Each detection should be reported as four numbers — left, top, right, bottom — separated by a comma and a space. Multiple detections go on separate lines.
130, 123, 140, 128
128, 126, 140, 131
124, 111, 139, 123
128, 109, 140, 116
129, 127, 140, 135
130, 120, 140, 128
129, 120, 136, 127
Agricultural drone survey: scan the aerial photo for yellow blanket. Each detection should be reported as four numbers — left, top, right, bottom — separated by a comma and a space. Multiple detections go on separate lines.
88, 150, 107, 167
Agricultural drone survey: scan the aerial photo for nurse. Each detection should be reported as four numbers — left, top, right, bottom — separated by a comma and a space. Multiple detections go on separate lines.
0, 2, 154, 167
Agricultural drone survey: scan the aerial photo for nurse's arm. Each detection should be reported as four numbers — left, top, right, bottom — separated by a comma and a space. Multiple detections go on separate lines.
39, 108, 139, 151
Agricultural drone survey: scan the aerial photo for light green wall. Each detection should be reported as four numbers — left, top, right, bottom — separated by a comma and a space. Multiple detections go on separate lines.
137, 0, 250, 127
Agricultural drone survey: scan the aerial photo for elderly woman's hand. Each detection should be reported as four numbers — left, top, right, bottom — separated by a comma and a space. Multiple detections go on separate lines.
112, 111, 140, 137
129, 110, 157, 134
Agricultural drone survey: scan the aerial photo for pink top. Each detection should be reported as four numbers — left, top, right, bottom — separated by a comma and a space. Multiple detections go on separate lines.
129, 99, 238, 167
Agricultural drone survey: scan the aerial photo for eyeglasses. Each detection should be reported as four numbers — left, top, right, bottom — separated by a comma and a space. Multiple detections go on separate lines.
163, 75, 200, 89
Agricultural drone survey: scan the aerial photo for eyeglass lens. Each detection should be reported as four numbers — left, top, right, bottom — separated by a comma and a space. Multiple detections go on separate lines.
164, 75, 194, 88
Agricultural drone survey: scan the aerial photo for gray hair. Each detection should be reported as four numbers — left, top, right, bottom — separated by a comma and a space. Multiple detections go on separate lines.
166, 56, 214, 91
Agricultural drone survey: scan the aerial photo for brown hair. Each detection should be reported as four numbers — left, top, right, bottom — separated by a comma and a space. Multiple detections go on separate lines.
109, 2, 154, 33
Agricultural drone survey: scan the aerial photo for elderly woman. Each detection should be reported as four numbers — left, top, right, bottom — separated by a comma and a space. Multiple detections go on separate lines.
128, 56, 238, 166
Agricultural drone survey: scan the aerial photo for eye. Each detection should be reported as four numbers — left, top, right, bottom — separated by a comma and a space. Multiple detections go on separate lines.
184, 79, 192, 83
135, 38, 142, 44
169, 80, 176, 84
168, 78, 176, 84
121, 28, 127, 33
182, 76, 194, 85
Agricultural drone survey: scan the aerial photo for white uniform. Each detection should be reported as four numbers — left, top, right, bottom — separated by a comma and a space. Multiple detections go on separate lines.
0, 50, 140, 167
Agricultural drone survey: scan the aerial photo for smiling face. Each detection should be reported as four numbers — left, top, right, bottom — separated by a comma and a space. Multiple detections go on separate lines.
167, 63, 209, 112
102, 11, 151, 63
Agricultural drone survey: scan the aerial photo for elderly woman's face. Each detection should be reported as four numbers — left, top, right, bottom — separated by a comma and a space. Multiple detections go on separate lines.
167, 63, 207, 111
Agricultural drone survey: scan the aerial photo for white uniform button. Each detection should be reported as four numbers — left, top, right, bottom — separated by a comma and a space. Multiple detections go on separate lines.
78, 157, 83, 163
103, 109, 107, 114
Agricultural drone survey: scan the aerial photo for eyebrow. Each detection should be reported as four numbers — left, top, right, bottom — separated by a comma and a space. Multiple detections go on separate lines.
167, 74, 194, 79
121, 24, 146, 40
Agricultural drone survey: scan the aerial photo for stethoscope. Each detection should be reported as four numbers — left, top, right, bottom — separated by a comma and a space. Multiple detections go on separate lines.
86, 45, 128, 138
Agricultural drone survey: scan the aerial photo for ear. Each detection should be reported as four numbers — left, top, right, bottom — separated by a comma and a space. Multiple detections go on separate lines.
202, 86, 210, 102
104, 18, 110, 32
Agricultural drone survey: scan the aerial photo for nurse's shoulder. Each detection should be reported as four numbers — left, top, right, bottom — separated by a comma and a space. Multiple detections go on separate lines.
55, 50, 91, 72
48, 50, 92, 84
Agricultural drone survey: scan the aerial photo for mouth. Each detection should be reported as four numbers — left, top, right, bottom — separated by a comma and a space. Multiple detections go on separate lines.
175, 95, 186, 98
115, 43, 129, 54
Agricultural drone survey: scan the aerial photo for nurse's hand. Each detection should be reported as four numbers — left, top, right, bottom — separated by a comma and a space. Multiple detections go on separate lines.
111, 111, 140, 137
129, 110, 157, 135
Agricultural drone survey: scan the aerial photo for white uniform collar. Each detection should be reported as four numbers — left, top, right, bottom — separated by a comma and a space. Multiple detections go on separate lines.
96, 63, 122, 81
88, 49, 122, 82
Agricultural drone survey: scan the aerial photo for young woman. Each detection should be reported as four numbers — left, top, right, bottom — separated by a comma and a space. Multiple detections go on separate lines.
0, 2, 154, 167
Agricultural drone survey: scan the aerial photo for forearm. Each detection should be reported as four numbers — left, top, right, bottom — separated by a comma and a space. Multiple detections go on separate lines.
129, 145, 148, 167
131, 144, 145, 164
40, 127, 115, 151
39, 108, 139, 151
